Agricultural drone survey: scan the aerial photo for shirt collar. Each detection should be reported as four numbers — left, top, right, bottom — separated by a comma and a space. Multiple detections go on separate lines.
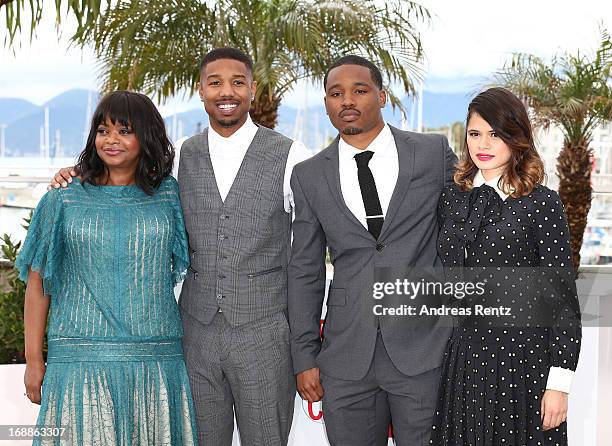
338, 123, 393, 162
208, 115, 258, 149
473, 170, 511, 201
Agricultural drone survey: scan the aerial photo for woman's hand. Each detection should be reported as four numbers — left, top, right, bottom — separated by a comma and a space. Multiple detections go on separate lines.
24, 359, 46, 405
541, 389, 568, 431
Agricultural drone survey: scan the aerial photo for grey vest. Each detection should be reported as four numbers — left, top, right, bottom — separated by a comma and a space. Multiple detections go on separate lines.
178, 126, 292, 327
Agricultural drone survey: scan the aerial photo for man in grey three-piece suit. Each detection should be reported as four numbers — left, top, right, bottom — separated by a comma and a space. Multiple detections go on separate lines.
177, 48, 310, 446
289, 56, 458, 445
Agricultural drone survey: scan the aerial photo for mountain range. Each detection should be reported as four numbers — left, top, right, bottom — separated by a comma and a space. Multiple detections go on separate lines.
0, 89, 471, 157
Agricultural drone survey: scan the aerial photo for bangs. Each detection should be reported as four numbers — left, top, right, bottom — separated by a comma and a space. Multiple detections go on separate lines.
92, 92, 133, 128
77, 90, 173, 194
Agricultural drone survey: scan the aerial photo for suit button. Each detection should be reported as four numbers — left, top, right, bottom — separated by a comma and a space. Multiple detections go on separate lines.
216, 293, 223, 300
376, 243, 385, 252
220, 214, 229, 220
218, 274, 226, 279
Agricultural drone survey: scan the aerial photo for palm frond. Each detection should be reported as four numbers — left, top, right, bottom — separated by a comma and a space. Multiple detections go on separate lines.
494, 30, 612, 144
1, 0, 104, 44
4, 0, 431, 121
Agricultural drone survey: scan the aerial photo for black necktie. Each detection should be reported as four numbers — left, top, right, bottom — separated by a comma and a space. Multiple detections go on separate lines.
354, 150, 384, 239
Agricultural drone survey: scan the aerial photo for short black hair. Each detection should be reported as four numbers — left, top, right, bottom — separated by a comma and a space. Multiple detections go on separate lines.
323, 55, 383, 90
199, 47, 253, 77
75, 91, 174, 195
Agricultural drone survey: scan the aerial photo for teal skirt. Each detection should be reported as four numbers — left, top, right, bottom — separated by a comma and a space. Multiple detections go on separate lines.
34, 338, 197, 445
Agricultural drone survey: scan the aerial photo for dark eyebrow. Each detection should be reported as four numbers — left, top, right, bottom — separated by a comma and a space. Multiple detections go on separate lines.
206, 73, 248, 80
326, 81, 371, 92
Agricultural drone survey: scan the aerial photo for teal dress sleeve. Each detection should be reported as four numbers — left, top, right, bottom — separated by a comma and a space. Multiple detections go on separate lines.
167, 176, 189, 285
15, 188, 64, 296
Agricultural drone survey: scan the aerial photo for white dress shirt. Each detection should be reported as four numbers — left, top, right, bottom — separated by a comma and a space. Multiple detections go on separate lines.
474, 170, 574, 394
173, 116, 311, 212
338, 124, 399, 228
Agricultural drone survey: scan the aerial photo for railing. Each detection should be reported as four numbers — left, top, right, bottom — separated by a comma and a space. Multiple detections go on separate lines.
0, 177, 49, 183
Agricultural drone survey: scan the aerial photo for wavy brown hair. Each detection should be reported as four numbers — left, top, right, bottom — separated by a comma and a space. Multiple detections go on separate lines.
454, 87, 544, 197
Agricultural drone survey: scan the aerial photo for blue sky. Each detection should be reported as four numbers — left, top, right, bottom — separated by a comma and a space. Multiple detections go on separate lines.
1, 0, 611, 116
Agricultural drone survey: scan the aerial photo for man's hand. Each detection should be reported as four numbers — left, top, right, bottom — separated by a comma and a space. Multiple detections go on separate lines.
541, 389, 568, 431
24, 359, 46, 405
48, 167, 78, 190
297, 367, 324, 402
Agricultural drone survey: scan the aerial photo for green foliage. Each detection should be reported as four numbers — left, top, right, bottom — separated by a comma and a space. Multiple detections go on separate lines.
1, 0, 104, 45
494, 28, 612, 145
2, 0, 431, 122
0, 212, 43, 364
494, 28, 612, 268
0, 233, 26, 363
76, 1, 429, 108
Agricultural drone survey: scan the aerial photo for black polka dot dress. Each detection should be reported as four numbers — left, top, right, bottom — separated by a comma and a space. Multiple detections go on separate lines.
430, 183, 582, 446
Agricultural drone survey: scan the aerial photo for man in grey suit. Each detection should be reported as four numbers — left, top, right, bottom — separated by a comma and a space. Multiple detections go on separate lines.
176, 48, 314, 446
289, 55, 458, 445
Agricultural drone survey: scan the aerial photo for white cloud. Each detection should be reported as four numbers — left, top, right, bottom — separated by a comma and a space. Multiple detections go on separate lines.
420, 0, 612, 80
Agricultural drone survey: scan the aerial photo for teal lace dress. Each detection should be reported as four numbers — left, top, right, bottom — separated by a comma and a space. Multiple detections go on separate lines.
16, 176, 197, 445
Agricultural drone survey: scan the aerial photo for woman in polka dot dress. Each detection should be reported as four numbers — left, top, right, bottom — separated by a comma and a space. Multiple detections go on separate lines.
430, 87, 581, 445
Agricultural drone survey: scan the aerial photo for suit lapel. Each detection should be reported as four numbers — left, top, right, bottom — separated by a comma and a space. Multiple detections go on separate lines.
324, 137, 371, 235
379, 126, 415, 239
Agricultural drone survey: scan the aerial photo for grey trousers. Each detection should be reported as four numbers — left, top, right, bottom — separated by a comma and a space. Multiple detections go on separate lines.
181, 310, 295, 446
321, 331, 441, 446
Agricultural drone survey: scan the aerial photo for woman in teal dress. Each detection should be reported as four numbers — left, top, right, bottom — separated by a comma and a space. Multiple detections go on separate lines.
17, 91, 197, 445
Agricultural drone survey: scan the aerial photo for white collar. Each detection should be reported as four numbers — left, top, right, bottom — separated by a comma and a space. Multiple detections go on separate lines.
208, 115, 258, 147
473, 170, 510, 201
338, 123, 393, 162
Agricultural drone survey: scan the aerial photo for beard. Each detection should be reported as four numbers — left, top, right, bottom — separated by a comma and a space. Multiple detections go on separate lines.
216, 117, 241, 127
342, 127, 363, 135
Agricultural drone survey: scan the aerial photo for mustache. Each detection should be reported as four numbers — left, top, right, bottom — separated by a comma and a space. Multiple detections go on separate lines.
339, 108, 360, 118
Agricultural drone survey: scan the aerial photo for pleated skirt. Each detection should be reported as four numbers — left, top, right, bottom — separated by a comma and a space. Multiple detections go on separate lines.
33, 338, 197, 446
430, 327, 567, 446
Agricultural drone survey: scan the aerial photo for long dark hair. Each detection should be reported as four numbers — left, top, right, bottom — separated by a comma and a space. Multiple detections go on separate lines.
75, 90, 174, 195
454, 87, 544, 197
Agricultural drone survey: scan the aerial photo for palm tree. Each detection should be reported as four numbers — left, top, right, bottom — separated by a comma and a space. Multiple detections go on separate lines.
2, 0, 430, 128
495, 30, 612, 269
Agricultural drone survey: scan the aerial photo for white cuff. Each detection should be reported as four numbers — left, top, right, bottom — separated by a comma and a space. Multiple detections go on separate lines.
546, 367, 574, 393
